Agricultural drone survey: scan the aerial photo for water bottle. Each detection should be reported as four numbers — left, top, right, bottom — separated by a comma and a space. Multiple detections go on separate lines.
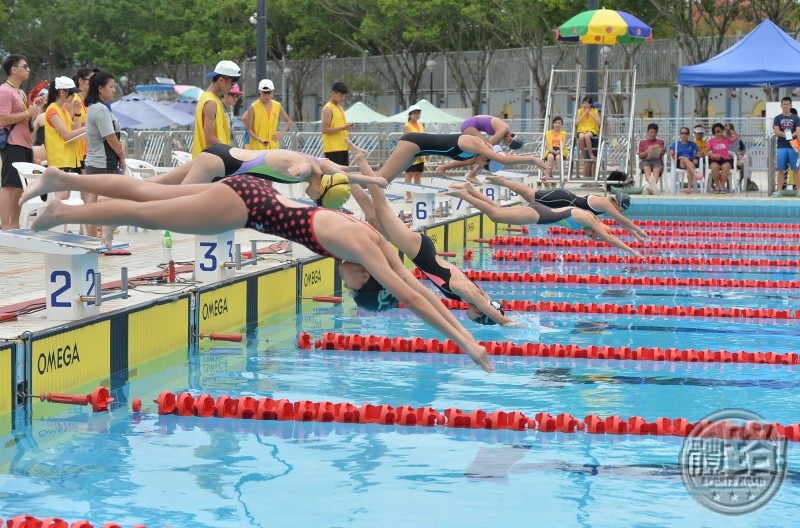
162, 230, 173, 264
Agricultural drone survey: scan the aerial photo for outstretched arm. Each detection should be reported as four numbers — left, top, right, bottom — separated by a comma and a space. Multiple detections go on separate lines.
435, 158, 475, 175
574, 210, 644, 258
599, 200, 648, 242
354, 239, 493, 372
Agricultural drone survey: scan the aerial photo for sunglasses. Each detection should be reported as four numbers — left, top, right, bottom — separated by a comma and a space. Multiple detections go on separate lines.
261, 90, 273, 94
680, 131, 689, 135
227, 92, 241, 97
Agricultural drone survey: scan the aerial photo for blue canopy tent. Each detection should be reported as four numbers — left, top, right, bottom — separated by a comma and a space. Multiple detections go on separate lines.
111, 93, 195, 129
672, 19, 800, 192
678, 19, 800, 88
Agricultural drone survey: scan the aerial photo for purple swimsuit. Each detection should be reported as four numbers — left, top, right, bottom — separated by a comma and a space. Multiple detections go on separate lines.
460, 115, 495, 134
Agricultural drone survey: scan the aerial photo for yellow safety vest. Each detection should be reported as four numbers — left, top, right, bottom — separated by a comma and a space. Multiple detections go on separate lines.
44, 104, 80, 169
247, 100, 283, 150
321, 101, 348, 153
406, 121, 425, 163
192, 91, 230, 158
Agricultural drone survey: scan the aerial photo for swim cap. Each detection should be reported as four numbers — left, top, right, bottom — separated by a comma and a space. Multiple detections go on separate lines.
508, 136, 524, 150
318, 173, 351, 209
614, 192, 631, 211
352, 276, 400, 312
472, 300, 504, 325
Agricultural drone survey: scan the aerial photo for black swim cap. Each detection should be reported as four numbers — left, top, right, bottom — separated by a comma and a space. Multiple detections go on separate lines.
472, 300, 504, 325
614, 192, 631, 211
352, 276, 400, 312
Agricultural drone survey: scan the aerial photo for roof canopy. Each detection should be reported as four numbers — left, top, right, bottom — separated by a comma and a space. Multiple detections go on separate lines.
678, 19, 800, 88
382, 99, 463, 124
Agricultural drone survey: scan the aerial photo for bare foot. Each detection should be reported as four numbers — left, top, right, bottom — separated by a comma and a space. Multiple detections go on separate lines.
345, 138, 368, 158
31, 199, 66, 231
683, 188, 692, 194
435, 166, 448, 176
449, 182, 472, 191
19, 166, 65, 206
101, 225, 116, 249
463, 344, 495, 373
485, 175, 506, 185
466, 176, 482, 185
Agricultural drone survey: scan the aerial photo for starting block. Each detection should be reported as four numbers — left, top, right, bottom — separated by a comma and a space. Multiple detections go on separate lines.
194, 231, 236, 282
0, 230, 129, 320
388, 182, 448, 227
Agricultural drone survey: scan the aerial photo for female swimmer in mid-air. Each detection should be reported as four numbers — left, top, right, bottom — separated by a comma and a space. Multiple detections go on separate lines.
19, 167, 494, 372
347, 177, 518, 326
484, 174, 648, 243
346, 136, 548, 186
446, 182, 645, 259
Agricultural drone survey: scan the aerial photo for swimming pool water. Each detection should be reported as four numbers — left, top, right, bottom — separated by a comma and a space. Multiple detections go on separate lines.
2, 217, 800, 527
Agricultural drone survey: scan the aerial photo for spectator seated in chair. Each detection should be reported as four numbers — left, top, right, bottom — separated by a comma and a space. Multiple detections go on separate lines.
637, 123, 665, 194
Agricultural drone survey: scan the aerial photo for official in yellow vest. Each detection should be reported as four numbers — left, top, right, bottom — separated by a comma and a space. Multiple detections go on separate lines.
321, 81, 354, 166
192, 60, 240, 158
402, 105, 425, 202
44, 77, 85, 177
243, 79, 293, 150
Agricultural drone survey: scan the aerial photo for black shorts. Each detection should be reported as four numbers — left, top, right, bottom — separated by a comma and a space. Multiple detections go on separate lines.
86, 164, 121, 175
406, 162, 424, 173
0, 144, 33, 189
324, 150, 349, 166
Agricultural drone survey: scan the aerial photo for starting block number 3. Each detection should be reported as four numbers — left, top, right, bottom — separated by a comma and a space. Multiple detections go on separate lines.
194, 232, 236, 282
198, 240, 234, 272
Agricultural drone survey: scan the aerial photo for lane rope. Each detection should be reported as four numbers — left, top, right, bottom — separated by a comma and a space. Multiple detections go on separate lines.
482, 236, 800, 253
299, 331, 800, 366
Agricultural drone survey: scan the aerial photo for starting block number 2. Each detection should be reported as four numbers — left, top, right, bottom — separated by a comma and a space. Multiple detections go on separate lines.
50, 268, 95, 307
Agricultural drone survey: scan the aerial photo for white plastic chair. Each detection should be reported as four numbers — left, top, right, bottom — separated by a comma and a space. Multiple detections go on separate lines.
125, 158, 157, 179
705, 151, 739, 193
636, 151, 667, 194
15, 162, 48, 229
14, 162, 84, 230
172, 151, 192, 166
672, 156, 706, 194
742, 147, 767, 192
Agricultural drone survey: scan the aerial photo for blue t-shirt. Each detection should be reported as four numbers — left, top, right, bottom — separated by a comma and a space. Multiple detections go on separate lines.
669, 140, 700, 160
773, 113, 800, 148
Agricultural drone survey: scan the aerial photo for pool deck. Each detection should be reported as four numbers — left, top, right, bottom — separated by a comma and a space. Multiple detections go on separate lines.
0, 178, 795, 341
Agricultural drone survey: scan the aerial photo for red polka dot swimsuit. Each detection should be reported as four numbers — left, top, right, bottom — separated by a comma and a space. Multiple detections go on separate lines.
219, 175, 332, 257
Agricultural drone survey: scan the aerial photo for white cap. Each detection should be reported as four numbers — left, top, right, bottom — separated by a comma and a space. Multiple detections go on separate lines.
206, 60, 241, 78
258, 79, 275, 92
54, 76, 77, 91
408, 104, 422, 113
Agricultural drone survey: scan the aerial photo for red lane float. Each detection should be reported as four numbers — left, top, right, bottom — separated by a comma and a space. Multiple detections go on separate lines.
602, 218, 800, 230
442, 297, 798, 320
496, 251, 799, 268
479, 235, 800, 253
3, 516, 147, 528
443, 268, 800, 290
309, 296, 343, 304
298, 331, 800, 366
150, 390, 800, 442
35, 386, 112, 412
549, 226, 800, 239
198, 333, 244, 342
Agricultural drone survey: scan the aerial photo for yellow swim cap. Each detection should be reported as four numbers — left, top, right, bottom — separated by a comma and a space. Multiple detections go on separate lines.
318, 172, 351, 209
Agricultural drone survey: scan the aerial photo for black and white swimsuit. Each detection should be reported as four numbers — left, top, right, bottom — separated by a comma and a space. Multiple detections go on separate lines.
534, 188, 604, 215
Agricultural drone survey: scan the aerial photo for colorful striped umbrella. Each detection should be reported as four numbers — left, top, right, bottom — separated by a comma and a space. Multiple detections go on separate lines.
557, 8, 653, 45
